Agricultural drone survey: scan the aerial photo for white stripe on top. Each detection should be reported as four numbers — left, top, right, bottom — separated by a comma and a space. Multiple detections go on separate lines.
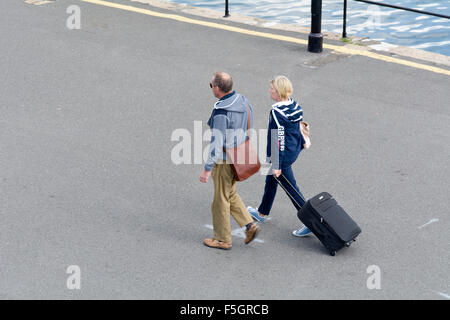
214, 94, 240, 109
286, 109, 302, 117
271, 98, 293, 109
271, 110, 282, 128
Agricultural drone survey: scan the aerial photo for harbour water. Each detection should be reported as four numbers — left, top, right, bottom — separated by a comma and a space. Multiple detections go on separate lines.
165, 0, 450, 56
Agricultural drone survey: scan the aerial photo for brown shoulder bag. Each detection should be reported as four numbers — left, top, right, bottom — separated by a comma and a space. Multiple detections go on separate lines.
224, 105, 261, 181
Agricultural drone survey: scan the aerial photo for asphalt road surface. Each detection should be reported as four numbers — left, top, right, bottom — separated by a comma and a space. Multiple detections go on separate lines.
1, 0, 449, 299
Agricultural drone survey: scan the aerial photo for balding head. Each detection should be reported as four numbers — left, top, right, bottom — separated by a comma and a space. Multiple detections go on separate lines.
211, 72, 233, 94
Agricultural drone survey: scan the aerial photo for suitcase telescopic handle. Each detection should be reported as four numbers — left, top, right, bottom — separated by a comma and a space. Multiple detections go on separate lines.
273, 173, 307, 209
275, 174, 330, 238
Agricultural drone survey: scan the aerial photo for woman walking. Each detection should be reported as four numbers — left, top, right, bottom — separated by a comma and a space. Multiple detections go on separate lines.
247, 76, 311, 237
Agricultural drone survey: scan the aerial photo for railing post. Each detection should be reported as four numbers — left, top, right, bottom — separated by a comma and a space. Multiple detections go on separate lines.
308, 0, 323, 53
224, 0, 230, 18
343, 0, 347, 38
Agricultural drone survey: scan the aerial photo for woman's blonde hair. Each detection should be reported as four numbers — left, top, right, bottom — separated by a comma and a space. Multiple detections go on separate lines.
270, 76, 293, 100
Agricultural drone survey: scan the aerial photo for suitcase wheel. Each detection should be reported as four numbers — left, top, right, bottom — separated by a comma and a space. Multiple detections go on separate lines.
345, 239, 356, 247
330, 251, 336, 256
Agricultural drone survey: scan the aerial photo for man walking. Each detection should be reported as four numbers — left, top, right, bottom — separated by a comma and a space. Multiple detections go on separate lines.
199, 72, 260, 250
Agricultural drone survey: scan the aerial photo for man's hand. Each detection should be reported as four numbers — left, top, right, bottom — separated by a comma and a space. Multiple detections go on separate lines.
199, 169, 211, 183
272, 169, 281, 178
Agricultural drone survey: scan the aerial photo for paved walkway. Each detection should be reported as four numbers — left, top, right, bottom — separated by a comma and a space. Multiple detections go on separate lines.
1, 0, 449, 299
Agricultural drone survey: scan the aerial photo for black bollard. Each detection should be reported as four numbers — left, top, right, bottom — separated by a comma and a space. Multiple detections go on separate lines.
224, 0, 230, 17
308, 0, 323, 53
343, 0, 347, 38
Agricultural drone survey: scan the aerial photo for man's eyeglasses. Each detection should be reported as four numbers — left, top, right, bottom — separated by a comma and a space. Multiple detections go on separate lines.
209, 83, 215, 88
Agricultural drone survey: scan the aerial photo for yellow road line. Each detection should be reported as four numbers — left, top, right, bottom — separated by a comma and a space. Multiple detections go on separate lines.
82, 0, 450, 76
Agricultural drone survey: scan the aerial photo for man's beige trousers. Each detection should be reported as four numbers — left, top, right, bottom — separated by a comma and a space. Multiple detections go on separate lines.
211, 162, 253, 243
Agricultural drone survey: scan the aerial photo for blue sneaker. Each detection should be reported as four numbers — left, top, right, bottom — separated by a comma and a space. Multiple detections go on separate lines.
247, 206, 267, 222
292, 225, 312, 237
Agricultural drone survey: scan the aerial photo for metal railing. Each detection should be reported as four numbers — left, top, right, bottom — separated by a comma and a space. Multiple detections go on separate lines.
221, 1, 450, 52
343, 0, 450, 38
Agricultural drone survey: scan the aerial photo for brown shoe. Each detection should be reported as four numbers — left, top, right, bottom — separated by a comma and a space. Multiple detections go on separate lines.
203, 238, 232, 250
244, 223, 261, 244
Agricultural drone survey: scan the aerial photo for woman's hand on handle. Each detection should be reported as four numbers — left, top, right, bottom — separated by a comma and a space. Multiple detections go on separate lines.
272, 169, 281, 178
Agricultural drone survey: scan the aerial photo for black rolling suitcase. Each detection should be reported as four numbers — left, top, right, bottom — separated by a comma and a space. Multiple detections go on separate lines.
274, 174, 361, 256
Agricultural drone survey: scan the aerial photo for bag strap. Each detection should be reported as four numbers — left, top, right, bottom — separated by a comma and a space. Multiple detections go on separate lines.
247, 104, 251, 127
245, 103, 251, 138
